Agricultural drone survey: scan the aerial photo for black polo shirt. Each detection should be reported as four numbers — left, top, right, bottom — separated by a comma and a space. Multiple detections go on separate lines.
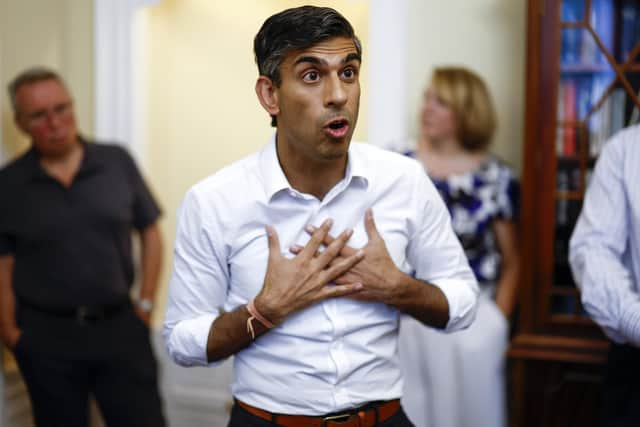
0, 140, 161, 309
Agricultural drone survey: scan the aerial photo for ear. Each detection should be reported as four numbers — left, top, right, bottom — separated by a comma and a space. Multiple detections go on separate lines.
14, 112, 28, 135
255, 76, 280, 118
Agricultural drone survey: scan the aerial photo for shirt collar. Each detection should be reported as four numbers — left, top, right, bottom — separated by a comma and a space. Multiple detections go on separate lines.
258, 132, 369, 202
25, 137, 102, 182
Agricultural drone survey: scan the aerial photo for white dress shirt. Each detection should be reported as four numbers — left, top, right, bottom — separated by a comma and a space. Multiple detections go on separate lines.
570, 125, 640, 346
163, 136, 478, 415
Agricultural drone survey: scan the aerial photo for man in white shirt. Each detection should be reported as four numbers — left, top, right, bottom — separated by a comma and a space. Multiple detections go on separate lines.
569, 124, 640, 427
164, 6, 478, 427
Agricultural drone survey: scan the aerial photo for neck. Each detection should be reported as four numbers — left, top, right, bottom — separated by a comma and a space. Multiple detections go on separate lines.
421, 135, 464, 157
38, 139, 84, 187
276, 143, 347, 201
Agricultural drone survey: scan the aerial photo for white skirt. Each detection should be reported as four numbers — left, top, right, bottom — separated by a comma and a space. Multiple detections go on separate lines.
398, 292, 509, 427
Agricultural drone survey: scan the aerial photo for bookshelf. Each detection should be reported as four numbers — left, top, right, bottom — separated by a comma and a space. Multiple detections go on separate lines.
509, 0, 640, 426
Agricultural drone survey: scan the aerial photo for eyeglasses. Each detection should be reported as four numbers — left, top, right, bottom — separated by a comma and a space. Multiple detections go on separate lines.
22, 101, 73, 127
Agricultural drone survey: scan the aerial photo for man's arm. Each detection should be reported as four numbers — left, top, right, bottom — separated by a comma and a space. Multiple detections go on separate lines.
0, 255, 20, 349
569, 134, 640, 346
136, 223, 163, 325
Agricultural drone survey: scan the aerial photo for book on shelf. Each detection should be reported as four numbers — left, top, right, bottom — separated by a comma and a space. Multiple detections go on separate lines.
562, 79, 577, 156
588, 84, 628, 157
561, 0, 584, 22
576, 77, 591, 120
588, 0, 615, 65
620, 0, 640, 62
563, 28, 582, 65
556, 79, 578, 157
629, 87, 640, 127
610, 88, 626, 136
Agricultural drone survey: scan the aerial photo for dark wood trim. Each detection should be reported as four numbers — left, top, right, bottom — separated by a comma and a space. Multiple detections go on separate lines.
509, 333, 609, 365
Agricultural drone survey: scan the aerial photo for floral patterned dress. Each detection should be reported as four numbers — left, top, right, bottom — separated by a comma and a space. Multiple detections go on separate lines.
406, 151, 520, 289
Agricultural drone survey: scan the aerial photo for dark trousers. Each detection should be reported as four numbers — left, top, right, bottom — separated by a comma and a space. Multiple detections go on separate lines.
13, 305, 166, 427
601, 343, 640, 427
227, 400, 415, 427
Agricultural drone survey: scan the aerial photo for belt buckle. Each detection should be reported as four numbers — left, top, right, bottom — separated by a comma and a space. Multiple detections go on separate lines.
322, 412, 354, 426
76, 306, 103, 324
76, 306, 89, 324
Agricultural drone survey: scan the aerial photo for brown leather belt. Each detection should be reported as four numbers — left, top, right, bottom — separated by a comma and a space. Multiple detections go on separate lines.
236, 399, 401, 427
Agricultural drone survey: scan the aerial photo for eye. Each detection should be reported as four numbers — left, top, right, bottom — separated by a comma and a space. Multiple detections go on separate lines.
342, 67, 358, 80
54, 102, 70, 115
28, 111, 46, 122
303, 71, 319, 82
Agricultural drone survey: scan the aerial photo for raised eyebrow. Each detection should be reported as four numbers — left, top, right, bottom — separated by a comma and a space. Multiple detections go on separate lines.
343, 52, 361, 64
293, 52, 362, 67
294, 56, 323, 67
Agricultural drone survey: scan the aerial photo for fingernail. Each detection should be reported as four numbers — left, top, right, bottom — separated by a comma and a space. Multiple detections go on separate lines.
346, 228, 353, 238
305, 224, 315, 233
354, 282, 363, 290
324, 218, 333, 227
356, 249, 365, 258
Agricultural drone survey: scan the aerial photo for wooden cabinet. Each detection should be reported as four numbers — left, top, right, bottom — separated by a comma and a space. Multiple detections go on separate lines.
509, 0, 640, 425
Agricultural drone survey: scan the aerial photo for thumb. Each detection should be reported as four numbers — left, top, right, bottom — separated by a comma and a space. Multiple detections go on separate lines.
364, 208, 381, 242
265, 226, 281, 261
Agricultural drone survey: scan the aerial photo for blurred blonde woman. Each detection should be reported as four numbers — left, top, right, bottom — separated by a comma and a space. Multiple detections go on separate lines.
398, 67, 520, 427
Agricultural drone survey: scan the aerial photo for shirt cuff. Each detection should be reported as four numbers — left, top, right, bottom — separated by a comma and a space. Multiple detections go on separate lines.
166, 313, 219, 367
432, 278, 478, 332
620, 300, 640, 347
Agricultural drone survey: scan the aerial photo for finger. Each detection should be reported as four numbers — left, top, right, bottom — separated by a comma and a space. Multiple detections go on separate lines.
305, 224, 334, 247
333, 273, 358, 286
364, 208, 381, 242
315, 228, 352, 267
320, 249, 365, 284
289, 244, 304, 255
306, 224, 357, 256
321, 281, 364, 299
289, 244, 321, 257
266, 226, 282, 261
299, 218, 333, 260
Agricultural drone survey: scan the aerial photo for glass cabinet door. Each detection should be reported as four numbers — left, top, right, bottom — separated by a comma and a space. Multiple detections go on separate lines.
551, 0, 640, 319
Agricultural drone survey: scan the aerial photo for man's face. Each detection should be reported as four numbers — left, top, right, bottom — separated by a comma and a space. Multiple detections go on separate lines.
14, 79, 78, 157
273, 36, 361, 163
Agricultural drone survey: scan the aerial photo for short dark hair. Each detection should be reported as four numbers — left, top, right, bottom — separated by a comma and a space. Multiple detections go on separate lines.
8, 66, 66, 115
254, 5, 362, 127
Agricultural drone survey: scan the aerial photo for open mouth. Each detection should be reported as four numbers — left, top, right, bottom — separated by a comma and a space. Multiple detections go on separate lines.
328, 119, 347, 130
323, 118, 350, 139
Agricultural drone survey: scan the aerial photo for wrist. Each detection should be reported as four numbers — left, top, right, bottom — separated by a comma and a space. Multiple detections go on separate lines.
387, 269, 411, 305
1, 327, 21, 349
253, 295, 284, 325
135, 297, 154, 314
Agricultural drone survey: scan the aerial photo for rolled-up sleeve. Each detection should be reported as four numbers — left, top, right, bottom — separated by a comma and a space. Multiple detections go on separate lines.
407, 172, 479, 332
163, 189, 230, 366
569, 136, 640, 346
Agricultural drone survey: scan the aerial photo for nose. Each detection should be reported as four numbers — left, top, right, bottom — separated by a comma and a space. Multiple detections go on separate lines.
324, 75, 348, 108
45, 110, 62, 129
